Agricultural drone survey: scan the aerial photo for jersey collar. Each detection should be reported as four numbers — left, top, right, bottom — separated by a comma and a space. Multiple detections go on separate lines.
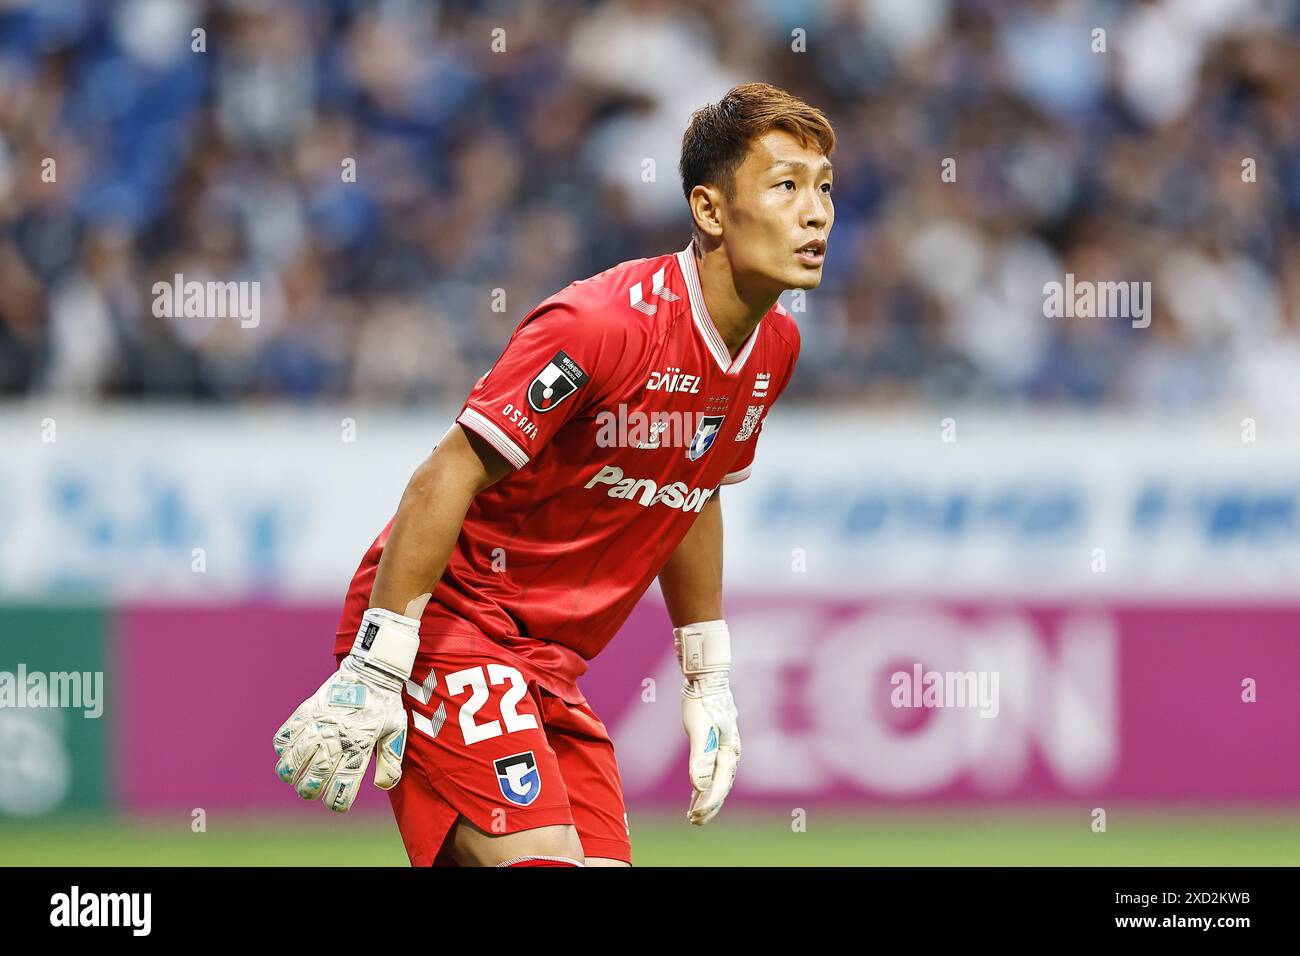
675, 240, 763, 376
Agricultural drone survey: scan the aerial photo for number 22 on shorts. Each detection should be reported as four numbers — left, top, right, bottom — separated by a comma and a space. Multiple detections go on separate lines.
417, 664, 538, 745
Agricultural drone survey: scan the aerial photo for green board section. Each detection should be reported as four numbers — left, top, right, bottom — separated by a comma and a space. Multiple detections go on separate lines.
0, 810, 1296, 866
0, 605, 109, 816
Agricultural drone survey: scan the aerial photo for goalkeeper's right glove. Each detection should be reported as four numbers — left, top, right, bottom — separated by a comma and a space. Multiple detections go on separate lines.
675, 619, 740, 826
273, 607, 420, 812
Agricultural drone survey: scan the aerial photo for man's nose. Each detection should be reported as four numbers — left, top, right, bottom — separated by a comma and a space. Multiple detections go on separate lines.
803, 191, 828, 229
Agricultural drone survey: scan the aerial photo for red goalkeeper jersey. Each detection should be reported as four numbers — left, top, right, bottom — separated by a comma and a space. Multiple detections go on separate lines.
335, 240, 800, 702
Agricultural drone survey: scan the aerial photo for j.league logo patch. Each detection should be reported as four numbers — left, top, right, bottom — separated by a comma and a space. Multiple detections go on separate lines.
528, 349, 589, 413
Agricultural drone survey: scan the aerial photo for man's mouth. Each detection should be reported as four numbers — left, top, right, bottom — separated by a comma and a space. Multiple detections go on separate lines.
795, 239, 826, 265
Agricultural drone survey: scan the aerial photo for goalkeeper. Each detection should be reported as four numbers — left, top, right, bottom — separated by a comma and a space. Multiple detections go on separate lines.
272, 83, 834, 867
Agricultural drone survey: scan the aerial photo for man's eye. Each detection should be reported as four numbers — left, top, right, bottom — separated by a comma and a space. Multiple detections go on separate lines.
821, 183, 833, 194
778, 180, 795, 191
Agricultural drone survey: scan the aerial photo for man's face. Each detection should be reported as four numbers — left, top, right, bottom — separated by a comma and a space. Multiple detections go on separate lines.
720, 129, 834, 293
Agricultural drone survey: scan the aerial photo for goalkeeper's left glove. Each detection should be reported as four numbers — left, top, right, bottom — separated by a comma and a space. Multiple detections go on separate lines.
674, 619, 739, 826
272, 607, 420, 812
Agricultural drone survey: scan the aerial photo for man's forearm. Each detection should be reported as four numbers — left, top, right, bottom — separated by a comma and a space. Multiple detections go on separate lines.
661, 488, 739, 826
658, 487, 725, 626
370, 426, 508, 619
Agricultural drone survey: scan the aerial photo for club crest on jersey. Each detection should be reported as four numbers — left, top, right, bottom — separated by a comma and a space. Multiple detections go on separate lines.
687, 414, 726, 461
528, 350, 589, 413
494, 751, 542, 806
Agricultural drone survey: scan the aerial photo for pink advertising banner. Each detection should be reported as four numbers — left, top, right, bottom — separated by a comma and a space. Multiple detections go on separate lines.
116, 599, 1300, 811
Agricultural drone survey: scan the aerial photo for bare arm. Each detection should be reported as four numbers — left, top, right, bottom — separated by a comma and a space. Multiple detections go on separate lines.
657, 487, 724, 626
369, 424, 512, 619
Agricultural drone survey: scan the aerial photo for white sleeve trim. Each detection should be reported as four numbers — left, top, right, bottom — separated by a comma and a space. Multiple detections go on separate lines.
720, 464, 752, 485
456, 407, 530, 469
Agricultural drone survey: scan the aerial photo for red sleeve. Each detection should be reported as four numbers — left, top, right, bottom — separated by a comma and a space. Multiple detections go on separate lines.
720, 419, 762, 485
456, 302, 623, 469
722, 320, 800, 486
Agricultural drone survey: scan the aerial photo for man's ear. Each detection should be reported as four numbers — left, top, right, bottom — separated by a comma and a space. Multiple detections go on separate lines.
689, 184, 725, 239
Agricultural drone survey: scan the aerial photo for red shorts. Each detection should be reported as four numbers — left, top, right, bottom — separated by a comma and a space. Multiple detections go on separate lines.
339, 642, 631, 866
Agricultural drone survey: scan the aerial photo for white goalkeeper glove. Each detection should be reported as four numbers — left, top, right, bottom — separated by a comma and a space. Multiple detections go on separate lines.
273, 606, 421, 813
674, 619, 740, 826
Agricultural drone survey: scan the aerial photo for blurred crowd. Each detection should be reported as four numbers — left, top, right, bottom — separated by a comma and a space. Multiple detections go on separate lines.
2, 0, 1300, 411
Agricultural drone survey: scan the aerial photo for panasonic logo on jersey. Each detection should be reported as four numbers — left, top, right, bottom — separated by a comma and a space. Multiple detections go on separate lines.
585, 465, 715, 512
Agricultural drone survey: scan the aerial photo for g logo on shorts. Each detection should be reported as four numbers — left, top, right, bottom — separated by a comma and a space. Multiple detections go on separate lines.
494, 751, 542, 806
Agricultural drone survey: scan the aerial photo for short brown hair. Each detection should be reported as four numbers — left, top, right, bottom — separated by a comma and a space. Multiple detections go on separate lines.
679, 83, 836, 207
